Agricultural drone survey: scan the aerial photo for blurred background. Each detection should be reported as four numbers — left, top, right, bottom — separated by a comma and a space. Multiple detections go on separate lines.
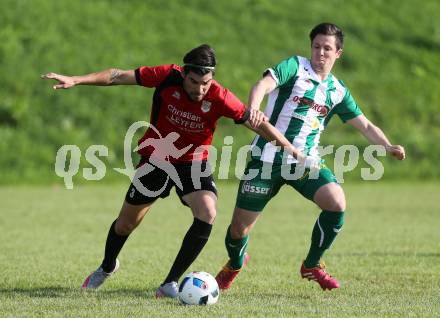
1, 0, 439, 185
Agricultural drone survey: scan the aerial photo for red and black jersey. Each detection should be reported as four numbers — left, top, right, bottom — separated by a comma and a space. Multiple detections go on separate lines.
134, 64, 249, 162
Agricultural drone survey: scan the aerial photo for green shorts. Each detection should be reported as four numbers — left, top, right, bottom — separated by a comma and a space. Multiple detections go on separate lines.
235, 159, 338, 212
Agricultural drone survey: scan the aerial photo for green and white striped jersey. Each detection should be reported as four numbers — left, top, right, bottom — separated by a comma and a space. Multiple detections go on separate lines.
252, 55, 362, 164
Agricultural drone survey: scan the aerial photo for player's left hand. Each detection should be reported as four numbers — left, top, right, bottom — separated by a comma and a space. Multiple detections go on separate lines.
386, 145, 406, 160
248, 109, 268, 128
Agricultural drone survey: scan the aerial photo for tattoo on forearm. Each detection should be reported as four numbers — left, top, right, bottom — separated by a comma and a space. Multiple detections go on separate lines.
109, 69, 121, 84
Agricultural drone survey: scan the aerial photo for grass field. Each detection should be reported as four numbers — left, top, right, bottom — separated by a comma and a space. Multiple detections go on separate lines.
1, 182, 439, 317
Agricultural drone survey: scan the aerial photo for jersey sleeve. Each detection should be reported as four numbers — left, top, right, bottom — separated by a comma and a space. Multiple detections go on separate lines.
134, 64, 175, 87
334, 89, 363, 123
222, 89, 250, 124
265, 56, 299, 87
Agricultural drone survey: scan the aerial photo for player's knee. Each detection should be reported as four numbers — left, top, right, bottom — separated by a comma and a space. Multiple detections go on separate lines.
315, 186, 346, 211
330, 198, 346, 212
197, 208, 217, 224
114, 219, 136, 235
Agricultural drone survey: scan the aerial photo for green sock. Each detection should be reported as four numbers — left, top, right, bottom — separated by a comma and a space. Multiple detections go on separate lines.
225, 225, 249, 270
304, 211, 344, 268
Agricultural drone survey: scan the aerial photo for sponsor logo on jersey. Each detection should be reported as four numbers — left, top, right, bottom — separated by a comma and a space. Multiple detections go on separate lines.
201, 101, 212, 113
292, 95, 330, 116
241, 181, 271, 195
167, 104, 205, 131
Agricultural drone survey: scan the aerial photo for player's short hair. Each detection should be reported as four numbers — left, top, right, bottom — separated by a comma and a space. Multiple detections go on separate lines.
309, 23, 344, 50
183, 44, 216, 76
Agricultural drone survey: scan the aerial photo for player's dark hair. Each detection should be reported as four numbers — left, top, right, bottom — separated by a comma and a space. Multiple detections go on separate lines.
183, 44, 216, 76
309, 23, 344, 50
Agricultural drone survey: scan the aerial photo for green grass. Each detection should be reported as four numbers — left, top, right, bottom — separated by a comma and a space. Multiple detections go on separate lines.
1, 182, 439, 317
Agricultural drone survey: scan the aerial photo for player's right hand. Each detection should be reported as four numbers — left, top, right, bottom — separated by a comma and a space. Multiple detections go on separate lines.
41, 72, 76, 89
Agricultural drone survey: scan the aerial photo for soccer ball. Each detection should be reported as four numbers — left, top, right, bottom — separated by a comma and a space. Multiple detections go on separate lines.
178, 271, 220, 305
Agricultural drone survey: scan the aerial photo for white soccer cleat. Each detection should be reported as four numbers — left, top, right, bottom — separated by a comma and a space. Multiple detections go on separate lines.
82, 259, 120, 289
155, 281, 179, 298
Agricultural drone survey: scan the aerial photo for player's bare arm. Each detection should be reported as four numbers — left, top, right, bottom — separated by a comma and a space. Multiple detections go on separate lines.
243, 120, 318, 168
347, 115, 406, 160
244, 121, 298, 157
41, 69, 137, 89
247, 74, 277, 128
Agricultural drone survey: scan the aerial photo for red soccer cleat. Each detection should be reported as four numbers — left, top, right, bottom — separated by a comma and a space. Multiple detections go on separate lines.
215, 253, 249, 290
300, 261, 340, 290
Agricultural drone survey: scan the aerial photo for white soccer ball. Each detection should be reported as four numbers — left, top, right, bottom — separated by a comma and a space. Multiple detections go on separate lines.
178, 271, 220, 305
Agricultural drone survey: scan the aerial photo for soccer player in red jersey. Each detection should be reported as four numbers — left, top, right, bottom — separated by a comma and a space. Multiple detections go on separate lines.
42, 44, 307, 298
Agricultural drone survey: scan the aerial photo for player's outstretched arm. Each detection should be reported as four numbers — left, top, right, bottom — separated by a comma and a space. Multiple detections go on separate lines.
347, 115, 406, 160
41, 69, 137, 89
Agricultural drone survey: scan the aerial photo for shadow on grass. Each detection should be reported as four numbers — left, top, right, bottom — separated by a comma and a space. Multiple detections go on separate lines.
0, 286, 157, 299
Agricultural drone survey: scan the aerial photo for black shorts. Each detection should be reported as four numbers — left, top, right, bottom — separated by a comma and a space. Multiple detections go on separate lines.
125, 158, 217, 206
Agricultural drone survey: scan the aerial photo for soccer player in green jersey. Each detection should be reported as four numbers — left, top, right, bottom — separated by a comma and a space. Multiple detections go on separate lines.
216, 22, 406, 291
